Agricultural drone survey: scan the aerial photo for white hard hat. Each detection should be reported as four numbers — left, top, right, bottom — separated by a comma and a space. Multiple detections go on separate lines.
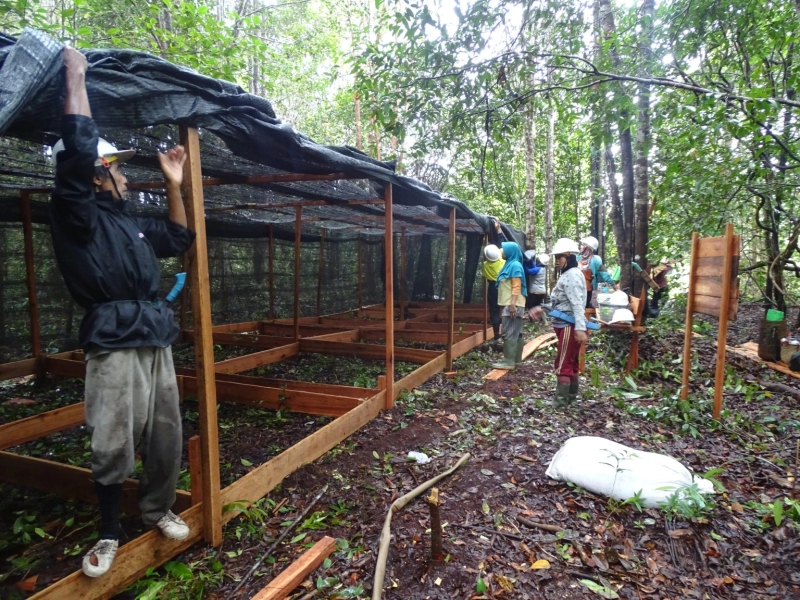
537, 253, 550, 265
52, 137, 136, 167
550, 238, 580, 256
580, 236, 599, 251
609, 290, 629, 306
484, 244, 501, 262
609, 308, 635, 324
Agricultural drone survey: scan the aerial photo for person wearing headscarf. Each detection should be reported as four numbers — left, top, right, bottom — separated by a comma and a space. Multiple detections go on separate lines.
491, 242, 527, 370
523, 250, 550, 310
482, 220, 508, 349
529, 238, 587, 407
578, 236, 615, 308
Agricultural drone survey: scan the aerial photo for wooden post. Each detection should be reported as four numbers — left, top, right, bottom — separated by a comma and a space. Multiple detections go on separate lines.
445, 207, 456, 370
356, 236, 363, 310
179, 254, 188, 332
180, 125, 223, 546
384, 184, 394, 408
188, 435, 203, 506
483, 234, 489, 341
268, 224, 275, 320
294, 206, 302, 342
19, 192, 41, 359
317, 229, 325, 316
713, 223, 735, 419
680, 231, 700, 401
399, 228, 407, 321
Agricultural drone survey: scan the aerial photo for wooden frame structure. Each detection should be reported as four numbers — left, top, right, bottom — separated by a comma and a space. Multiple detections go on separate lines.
680, 223, 740, 419
0, 127, 493, 599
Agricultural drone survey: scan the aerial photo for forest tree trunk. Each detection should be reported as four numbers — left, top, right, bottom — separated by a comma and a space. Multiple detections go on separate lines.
544, 100, 555, 263
524, 99, 537, 248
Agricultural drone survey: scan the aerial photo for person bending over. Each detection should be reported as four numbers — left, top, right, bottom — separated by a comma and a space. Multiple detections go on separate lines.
51, 47, 196, 578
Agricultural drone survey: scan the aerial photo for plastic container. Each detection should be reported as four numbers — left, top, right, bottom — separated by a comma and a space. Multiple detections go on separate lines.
781, 338, 800, 364
758, 317, 787, 362
766, 309, 785, 322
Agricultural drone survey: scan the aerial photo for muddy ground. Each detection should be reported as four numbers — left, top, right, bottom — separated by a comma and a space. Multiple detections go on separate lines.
0, 303, 799, 599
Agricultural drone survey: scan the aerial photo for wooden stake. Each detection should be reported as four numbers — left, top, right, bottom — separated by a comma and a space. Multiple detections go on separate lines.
384, 184, 394, 408
20, 192, 41, 359
713, 223, 735, 419
188, 435, 203, 506
400, 228, 407, 321
180, 125, 223, 546
268, 224, 275, 320
317, 229, 325, 316
294, 206, 302, 342
445, 207, 456, 370
357, 236, 363, 310
427, 488, 444, 562
179, 253, 188, 331
680, 232, 700, 401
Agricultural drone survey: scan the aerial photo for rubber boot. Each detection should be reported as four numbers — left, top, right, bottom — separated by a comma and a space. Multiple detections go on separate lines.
492, 337, 517, 370
568, 376, 579, 404
553, 376, 570, 408
491, 324, 503, 352
515, 335, 524, 365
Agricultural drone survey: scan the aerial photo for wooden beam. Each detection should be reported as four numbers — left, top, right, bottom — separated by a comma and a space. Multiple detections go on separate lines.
179, 254, 188, 331
0, 402, 84, 450
269, 224, 275, 321
44, 355, 85, 378
214, 343, 299, 375
446, 207, 456, 370
714, 223, 735, 419
451, 330, 484, 358
393, 354, 447, 401
252, 536, 337, 600
680, 232, 700, 401
188, 435, 203, 506
0, 451, 191, 516
180, 124, 223, 547
305, 329, 361, 343
399, 228, 407, 320
317, 229, 325, 316
221, 392, 384, 514
298, 339, 439, 365
259, 322, 356, 337
0, 357, 39, 381
185, 330, 292, 349
211, 321, 260, 333
294, 205, 302, 342
360, 329, 453, 344
384, 184, 395, 409
20, 192, 41, 358
189, 371, 373, 399
129, 171, 362, 189
483, 234, 489, 342
357, 236, 363, 310
182, 377, 359, 417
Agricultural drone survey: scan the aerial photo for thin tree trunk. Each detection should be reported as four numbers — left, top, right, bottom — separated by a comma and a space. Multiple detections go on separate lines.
605, 142, 632, 290
633, 0, 654, 296
590, 144, 605, 259
544, 102, 555, 258
524, 100, 537, 247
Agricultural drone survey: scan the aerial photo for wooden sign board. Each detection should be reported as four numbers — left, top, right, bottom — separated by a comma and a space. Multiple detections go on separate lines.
681, 223, 739, 419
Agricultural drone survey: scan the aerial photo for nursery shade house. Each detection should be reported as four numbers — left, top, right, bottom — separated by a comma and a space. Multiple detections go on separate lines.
0, 30, 520, 597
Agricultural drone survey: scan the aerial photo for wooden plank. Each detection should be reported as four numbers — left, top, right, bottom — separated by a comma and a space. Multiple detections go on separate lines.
694, 294, 738, 320
214, 343, 299, 375
385, 185, 395, 410
695, 255, 740, 278
259, 322, 354, 336
697, 234, 741, 258
317, 229, 324, 315
404, 312, 438, 323
451, 331, 484, 358
28, 505, 204, 600
484, 234, 489, 341
0, 357, 39, 381
360, 329, 453, 344
406, 322, 484, 332
188, 435, 203, 506
484, 334, 558, 381
305, 329, 361, 343
357, 236, 363, 309
0, 451, 191, 516
252, 536, 337, 600
713, 223, 735, 419
44, 356, 86, 378
20, 192, 41, 358
186, 330, 292, 348
269, 224, 275, 320
0, 402, 85, 450
732, 343, 800, 380
681, 232, 700, 400
181, 124, 223, 546
294, 206, 302, 342
393, 354, 447, 400
211, 321, 260, 333
183, 378, 359, 417
446, 207, 456, 370
399, 228, 407, 320
298, 340, 439, 365
694, 276, 741, 299
221, 393, 384, 512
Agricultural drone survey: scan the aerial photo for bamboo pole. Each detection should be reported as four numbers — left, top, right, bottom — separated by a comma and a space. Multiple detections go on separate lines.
180, 125, 222, 546
268, 224, 275, 320
445, 207, 456, 370
294, 207, 302, 342
713, 223, 735, 419
19, 192, 41, 359
680, 231, 700, 401
384, 184, 394, 408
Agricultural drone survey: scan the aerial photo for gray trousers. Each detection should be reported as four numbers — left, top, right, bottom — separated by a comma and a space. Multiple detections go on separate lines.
85, 346, 182, 526
501, 314, 523, 341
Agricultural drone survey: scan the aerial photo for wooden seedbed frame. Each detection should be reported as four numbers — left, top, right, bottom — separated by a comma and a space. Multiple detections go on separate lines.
0, 126, 492, 599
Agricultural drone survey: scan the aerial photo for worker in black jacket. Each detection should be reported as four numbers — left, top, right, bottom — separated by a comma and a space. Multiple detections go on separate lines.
52, 47, 196, 578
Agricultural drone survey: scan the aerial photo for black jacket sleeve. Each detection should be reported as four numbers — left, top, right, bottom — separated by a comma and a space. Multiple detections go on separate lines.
51, 115, 99, 242
135, 217, 196, 258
